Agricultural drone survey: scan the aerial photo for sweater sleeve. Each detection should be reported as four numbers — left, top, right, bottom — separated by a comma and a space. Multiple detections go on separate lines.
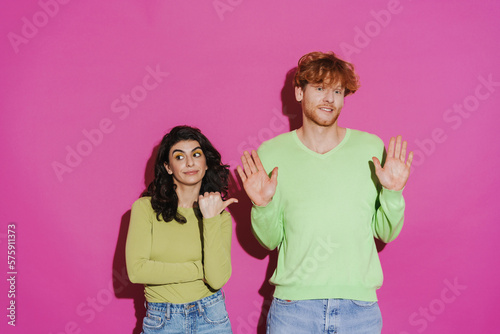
251, 188, 284, 250
250, 143, 284, 251
202, 210, 232, 290
371, 187, 405, 243
125, 199, 204, 285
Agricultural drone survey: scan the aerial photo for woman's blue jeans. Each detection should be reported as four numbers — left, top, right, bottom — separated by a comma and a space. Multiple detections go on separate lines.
141, 290, 232, 334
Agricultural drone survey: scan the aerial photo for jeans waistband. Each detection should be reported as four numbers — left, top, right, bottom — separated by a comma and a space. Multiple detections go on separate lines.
145, 290, 225, 315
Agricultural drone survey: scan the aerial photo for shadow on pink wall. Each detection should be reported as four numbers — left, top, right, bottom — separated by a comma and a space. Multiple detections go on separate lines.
281, 67, 303, 132
112, 144, 159, 334
113, 210, 145, 334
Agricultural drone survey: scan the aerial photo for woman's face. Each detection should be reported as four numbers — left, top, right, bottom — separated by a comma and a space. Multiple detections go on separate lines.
164, 140, 207, 188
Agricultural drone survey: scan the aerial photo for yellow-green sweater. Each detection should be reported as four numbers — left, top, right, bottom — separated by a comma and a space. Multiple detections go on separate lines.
126, 197, 232, 303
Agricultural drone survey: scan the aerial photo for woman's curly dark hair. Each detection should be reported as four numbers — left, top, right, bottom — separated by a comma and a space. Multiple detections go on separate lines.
142, 125, 230, 223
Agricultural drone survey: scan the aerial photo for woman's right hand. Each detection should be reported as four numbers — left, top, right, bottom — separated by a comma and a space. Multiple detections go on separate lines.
236, 150, 278, 207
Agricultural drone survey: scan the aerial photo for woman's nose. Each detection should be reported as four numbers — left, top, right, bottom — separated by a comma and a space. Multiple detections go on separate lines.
185, 156, 194, 166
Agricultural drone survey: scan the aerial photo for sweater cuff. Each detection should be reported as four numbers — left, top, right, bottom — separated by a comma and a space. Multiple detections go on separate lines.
203, 214, 223, 225
252, 196, 279, 214
380, 187, 405, 208
381, 186, 404, 196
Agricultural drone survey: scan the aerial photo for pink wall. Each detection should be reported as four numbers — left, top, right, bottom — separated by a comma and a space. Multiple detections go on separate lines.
1, 1, 499, 333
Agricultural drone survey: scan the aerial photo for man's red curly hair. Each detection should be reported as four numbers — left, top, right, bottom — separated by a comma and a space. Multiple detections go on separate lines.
294, 51, 360, 96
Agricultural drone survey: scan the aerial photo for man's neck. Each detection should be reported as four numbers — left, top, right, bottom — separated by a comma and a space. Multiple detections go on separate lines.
296, 123, 346, 154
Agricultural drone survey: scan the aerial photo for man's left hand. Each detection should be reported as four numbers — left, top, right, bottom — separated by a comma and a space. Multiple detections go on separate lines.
372, 135, 413, 191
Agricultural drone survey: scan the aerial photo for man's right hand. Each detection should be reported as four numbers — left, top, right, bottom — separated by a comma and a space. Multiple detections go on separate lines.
236, 150, 278, 207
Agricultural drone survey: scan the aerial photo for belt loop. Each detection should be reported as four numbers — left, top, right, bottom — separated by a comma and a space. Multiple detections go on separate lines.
166, 303, 171, 320
221, 289, 225, 299
197, 300, 203, 316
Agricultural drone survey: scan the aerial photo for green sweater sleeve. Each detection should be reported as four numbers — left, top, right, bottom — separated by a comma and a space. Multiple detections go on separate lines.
202, 210, 232, 290
250, 143, 284, 251
372, 187, 405, 243
251, 187, 284, 251
125, 199, 203, 284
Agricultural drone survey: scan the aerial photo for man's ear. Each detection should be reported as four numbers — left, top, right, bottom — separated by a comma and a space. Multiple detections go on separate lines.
295, 86, 303, 102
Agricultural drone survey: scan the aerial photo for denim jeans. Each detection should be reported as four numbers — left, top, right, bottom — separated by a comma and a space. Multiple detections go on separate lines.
141, 290, 232, 334
267, 297, 382, 334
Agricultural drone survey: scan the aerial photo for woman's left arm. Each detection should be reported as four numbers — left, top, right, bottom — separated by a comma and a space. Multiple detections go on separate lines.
202, 211, 233, 290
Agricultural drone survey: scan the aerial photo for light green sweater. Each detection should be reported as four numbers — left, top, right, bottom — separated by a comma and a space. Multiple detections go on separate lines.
125, 197, 232, 303
251, 129, 405, 302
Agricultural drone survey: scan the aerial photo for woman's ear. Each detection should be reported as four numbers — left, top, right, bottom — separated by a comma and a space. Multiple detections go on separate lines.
164, 162, 172, 174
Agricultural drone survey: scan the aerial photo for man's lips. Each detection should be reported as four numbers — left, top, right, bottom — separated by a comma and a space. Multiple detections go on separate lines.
319, 106, 334, 112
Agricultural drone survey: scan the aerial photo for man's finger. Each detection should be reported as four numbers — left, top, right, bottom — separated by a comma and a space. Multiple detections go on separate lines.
270, 167, 278, 184
241, 152, 253, 175
394, 135, 402, 158
244, 151, 258, 174
387, 137, 396, 158
406, 151, 414, 168
236, 166, 247, 182
372, 156, 382, 171
400, 140, 407, 162
252, 150, 265, 172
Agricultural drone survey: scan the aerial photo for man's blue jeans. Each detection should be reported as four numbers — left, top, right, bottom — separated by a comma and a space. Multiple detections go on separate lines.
267, 297, 382, 333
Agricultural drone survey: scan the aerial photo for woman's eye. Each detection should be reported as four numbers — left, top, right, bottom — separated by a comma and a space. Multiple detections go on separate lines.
174, 154, 184, 160
193, 151, 202, 157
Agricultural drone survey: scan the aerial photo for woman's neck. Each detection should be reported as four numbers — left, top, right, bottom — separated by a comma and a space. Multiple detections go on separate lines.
175, 183, 202, 208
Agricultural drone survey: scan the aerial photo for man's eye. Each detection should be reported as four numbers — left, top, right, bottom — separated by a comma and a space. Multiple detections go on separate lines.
317, 87, 323, 91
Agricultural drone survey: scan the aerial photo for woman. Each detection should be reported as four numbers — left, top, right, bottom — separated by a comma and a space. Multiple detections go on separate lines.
126, 125, 237, 334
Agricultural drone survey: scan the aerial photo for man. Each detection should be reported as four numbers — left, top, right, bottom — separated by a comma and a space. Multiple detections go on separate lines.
236, 51, 413, 333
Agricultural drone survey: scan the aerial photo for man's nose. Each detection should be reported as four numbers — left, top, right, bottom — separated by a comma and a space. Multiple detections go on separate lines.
323, 90, 334, 103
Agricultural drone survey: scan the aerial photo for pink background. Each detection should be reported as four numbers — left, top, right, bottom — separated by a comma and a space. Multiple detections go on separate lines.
1, 0, 500, 333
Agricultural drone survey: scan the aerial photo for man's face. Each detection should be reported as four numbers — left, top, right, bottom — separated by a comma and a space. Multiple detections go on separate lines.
295, 82, 345, 128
